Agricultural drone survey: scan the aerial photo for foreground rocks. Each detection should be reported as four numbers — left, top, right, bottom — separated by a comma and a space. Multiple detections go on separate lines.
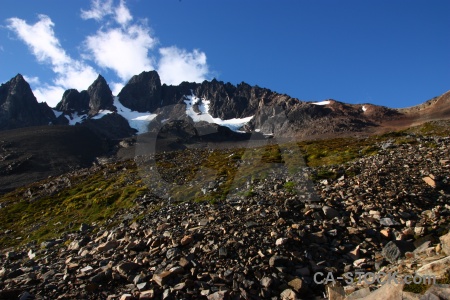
0, 136, 449, 299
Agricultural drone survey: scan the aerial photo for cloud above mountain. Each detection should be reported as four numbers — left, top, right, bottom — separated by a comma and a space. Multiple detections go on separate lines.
6, 0, 210, 107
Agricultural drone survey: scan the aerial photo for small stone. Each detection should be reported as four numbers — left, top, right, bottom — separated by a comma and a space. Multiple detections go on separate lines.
288, 278, 306, 293
152, 270, 172, 286
382, 241, 402, 263
119, 294, 133, 300
422, 285, 450, 300
179, 257, 191, 268
116, 262, 141, 278
97, 240, 119, 252
260, 277, 273, 288
136, 282, 148, 290
439, 159, 449, 166
219, 247, 227, 258
422, 176, 436, 188
322, 206, 340, 219
439, 231, 450, 256
380, 229, 390, 239
207, 291, 228, 300
166, 248, 180, 260
280, 288, 298, 300
414, 226, 426, 236
269, 255, 289, 267
416, 256, 450, 279
380, 218, 399, 227
80, 266, 94, 273
180, 235, 193, 246
326, 283, 345, 300
357, 281, 404, 300
346, 287, 370, 299
199, 219, 209, 226
139, 290, 154, 299
27, 249, 36, 260
276, 238, 289, 246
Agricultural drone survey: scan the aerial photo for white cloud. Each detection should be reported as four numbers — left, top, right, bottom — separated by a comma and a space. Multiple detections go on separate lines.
23, 75, 40, 85
111, 82, 125, 96
7, 15, 70, 66
6, 14, 98, 105
158, 47, 209, 85
84, 24, 156, 81
81, 0, 114, 21
115, 0, 132, 26
33, 85, 66, 107
6, 0, 211, 107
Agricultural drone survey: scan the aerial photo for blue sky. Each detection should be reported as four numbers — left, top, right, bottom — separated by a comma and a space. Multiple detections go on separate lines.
1, 0, 449, 108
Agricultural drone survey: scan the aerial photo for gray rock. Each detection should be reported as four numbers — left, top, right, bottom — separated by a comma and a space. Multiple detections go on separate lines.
322, 206, 340, 219
269, 255, 289, 267
166, 248, 180, 260
382, 241, 402, 263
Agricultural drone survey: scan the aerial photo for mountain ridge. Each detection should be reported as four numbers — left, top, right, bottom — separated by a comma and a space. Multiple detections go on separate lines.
0, 71, 449, 140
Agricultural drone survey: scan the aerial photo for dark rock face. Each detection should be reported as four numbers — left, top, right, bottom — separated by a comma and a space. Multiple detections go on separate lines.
87, 75, 114, 115
118, 71, 162, 112
0, 74, 54, 130
55, 89, 90, 114
56, 75, 114, 116
194, 80, 268, 120
82, 113, 136, 141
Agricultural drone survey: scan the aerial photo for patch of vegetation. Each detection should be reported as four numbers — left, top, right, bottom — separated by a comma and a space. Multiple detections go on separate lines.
409, 120, 450, 137
311, 169, 338, 181
298, 137, 380, 167
283, 181, 296, 194
244, 188, 257, 198
0, 160, 148, 248
403, 271, 450, 294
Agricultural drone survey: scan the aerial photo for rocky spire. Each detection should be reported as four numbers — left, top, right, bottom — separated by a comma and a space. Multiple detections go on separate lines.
87, 74, 114, 115
118, 70, 162, 112
0, 74, 54, 130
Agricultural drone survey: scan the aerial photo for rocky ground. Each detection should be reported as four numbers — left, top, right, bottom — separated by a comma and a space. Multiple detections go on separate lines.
0, 134, 449, 299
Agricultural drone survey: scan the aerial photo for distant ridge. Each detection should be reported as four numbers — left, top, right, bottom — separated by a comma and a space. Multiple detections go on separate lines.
0, 71, 448, 139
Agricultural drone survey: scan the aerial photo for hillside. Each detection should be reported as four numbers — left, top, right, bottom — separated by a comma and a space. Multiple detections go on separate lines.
0, 121, 449, 299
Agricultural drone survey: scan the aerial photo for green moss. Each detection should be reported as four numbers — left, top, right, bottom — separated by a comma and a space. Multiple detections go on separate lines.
283, 181, 296, 194
0, 160, 147, 248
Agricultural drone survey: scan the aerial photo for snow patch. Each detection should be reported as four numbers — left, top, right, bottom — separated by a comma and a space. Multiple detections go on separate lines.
113, 97, 157, 134
184, 94, 253, 132
65, 112, 88, 125
311, 100, 331, 105
362, 105, 367, 112
92, 110, 114, 120
52, 109, 63, 118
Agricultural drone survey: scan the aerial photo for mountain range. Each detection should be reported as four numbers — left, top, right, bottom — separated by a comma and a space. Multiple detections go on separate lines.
0, 71, 449, 193
2, 71, 449, 140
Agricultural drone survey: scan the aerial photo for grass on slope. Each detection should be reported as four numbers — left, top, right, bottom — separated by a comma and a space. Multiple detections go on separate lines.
0, 160, 149, 248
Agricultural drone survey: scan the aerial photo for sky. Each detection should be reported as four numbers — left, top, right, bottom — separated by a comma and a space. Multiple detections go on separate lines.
1, 0, 449, 109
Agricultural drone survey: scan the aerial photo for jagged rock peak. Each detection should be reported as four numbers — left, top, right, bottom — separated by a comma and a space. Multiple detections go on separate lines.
87, 74, 114, 115
0, 74, 54, 130
56, 74, 114, 116
56, 89, 90, 113
118, 70, 162, 113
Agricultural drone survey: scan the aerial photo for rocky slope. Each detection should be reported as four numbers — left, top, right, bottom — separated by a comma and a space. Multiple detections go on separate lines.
0, 124, 449, 299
